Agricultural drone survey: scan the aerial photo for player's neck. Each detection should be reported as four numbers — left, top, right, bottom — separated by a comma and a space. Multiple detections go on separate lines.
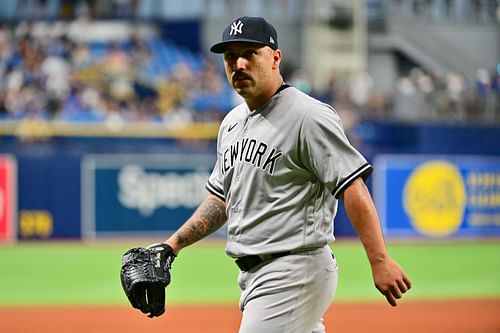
245, 76, 284, 111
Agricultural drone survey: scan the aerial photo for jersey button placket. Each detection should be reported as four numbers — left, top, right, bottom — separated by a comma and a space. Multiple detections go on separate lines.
232, 114, 250, 218
235, 116, 248, 185
242, 114, 251, 136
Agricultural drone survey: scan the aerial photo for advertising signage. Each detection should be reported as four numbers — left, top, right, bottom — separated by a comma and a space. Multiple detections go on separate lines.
0, 156, 16, 243
373, 155, 500, 238
82, 154, 215, 239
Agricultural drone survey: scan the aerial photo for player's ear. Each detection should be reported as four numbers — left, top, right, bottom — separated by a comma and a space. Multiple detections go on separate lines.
272, 49, 282, 69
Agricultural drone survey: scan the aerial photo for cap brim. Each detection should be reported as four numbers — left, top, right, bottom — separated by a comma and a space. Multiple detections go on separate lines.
210, 39, 271, 53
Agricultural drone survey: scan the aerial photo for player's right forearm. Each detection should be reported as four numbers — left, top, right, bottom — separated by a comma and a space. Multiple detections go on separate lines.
165, 194, 227, 254
341, 178, 389, 264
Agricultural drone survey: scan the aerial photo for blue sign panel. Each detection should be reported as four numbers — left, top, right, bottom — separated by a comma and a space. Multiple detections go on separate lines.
373, 155, 500, 238
82, 154, 216, 239
17, 153, 81, 240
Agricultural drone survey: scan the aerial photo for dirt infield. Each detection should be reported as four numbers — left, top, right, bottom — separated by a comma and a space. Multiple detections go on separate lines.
1, 299, 499, 333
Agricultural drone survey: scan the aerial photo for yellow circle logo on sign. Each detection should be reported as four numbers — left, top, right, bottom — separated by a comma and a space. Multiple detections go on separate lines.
403, 160, 466, 237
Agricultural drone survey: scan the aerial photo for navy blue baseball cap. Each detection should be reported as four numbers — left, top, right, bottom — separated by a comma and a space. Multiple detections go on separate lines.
210, 16, 278, 53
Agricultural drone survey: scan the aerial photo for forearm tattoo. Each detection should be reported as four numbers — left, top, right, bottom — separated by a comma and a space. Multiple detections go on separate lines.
174, 197, 227, 248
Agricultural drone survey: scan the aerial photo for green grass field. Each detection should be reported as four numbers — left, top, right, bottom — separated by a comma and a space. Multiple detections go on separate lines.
0, 240, 499, 306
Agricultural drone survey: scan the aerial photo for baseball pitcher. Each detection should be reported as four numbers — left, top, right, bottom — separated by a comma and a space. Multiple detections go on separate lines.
120, 16, 411, 332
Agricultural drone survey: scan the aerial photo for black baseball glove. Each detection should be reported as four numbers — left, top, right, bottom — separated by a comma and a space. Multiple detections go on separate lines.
120, 243, 176, 317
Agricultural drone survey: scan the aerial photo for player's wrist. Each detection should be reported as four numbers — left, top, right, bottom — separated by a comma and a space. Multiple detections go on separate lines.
163, 237, 182, 255
367, 252, 389, 266
147, 242, 176, 257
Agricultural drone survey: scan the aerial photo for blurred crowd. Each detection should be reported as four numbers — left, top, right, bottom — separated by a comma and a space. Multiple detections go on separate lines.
394, 0, 500, 23
0, 19, 499, 137
391, 67, 500, 123
289, 65, 500, 138
0, 21, 233, 127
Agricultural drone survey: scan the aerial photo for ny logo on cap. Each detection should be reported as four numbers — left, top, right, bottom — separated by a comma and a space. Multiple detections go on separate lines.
230, 20, 244, 36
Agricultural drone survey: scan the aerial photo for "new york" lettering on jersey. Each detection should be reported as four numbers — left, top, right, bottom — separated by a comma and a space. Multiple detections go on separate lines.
222, 138, 283, 175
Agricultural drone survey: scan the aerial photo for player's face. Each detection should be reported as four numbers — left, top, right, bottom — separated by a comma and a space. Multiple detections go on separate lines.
223, 43, 281, 108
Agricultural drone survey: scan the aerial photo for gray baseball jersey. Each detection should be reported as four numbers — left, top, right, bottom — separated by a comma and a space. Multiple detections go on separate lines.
206, 85, 372, 258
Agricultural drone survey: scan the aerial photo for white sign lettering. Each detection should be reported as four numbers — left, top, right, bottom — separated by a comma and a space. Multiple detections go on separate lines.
118, 165, 209, 216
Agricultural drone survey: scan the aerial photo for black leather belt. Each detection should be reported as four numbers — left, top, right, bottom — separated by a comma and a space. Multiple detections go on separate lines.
235, 252, 291, 271
235, 249, 334, 272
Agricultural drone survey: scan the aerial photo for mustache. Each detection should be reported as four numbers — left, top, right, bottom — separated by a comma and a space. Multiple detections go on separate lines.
232, 72, 252, 82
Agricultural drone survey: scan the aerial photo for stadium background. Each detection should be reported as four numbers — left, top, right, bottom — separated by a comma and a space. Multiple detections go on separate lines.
0, 0, 499, 332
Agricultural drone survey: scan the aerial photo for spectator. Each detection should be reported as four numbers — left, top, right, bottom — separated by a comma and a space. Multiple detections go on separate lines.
288, 69, 313, 94
40, 47, 71, 101
315, 70, 339, 106
445, 70, 467, 120
347, 70, 374, 116
475, 67, 497, 120
394, 73, 421, 121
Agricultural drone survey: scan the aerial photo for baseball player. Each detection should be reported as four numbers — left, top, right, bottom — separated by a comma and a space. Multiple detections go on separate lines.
120, 16, 411, 332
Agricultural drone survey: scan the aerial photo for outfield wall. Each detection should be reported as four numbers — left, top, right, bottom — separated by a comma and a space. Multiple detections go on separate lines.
81, 153, 216, 239
1, 120, 499, 242
374, 154, 500, 238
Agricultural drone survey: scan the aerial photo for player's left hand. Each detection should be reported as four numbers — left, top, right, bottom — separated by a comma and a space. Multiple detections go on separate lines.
370, 256, 412, 307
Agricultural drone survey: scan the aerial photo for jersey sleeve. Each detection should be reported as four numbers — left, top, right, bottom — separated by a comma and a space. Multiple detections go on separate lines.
299, 104, 372, 198
205, 122, 226, 201
206, 155, 225, 201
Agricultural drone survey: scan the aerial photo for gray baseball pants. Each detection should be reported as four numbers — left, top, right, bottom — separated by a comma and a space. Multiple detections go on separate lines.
237, 246, 338, 333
